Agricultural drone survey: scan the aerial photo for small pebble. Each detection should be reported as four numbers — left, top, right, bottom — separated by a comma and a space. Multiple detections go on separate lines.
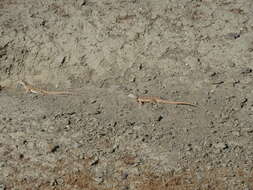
90, 157, 99, 166
90, 99, 97, 104
50, 145, 60, 153
93, 174, 103, 184
240, 98, 248, 108
241, 67, 252, 74
19, 153, 24, 160
225, 32, 240, 40
156, 115, 163, 122
246, 128, 253, 133
121, 172, 128, 180
215, 142, 228, 150
129, 74, 136, 82
50, 179, 58, 186
121, 185, 129, 190
79, 0, 87, 6
0, 161, 5, 167
0, 184, 5, 190
232, 131, 240, 137
186, 144, 192, 151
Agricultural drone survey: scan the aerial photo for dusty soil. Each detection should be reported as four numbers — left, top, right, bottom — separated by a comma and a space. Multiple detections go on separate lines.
1, 0, 253, 189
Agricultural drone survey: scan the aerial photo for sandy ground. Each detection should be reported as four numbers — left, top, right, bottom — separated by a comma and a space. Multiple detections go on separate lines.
0, 0, 253, 189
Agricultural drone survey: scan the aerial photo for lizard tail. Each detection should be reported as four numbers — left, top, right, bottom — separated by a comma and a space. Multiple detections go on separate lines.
158, 100, 195, 106
47, 91, 76, 95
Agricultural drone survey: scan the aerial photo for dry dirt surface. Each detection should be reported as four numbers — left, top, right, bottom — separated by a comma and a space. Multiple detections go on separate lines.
1, 0, 253, 189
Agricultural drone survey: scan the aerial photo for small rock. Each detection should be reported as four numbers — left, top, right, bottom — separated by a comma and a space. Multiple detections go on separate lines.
225, 32, 240, 40
229, 62, 236, 68
50, 179, 58, 186
76, 0, 87, 6
248, 48, 253, 52
183, 128, 189, 132
64, 125, 71, 130
109, 144, 118, 153
215, 142, 228, 150
121, 172, 128, 180
50, 145, 60, 153
40, 20, 46, 26
186, 144, 192, 151
0, 184, 5, 190
209, 72, 217, 77
55, 178, 64, 185
138, 64, 143, 70
206, 164, 213, 170
143, 89, 148, 94
232, 131, 240, 137
0, 161, 5, 167
90, 99, 97, 104
246, 128, 253, 133
232, 80, 240, 87
94, 177, 103, 184
93, 172, 104, 184
90, 157, 99, 166
19, 153, 24, 160
156, 115, 163, 122
121, 185, 129, 190
241, 67, 252, 74
240, 98, 248, 108
129, 74, 136, 82
193, 145, 201, 152
23, 140, 28, 145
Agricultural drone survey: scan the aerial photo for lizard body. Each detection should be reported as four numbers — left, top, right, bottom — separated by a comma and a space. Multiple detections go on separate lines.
17, 80, 75, 95
128, 94, 195, 106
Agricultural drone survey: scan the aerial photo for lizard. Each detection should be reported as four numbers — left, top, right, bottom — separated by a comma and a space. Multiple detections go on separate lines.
17, 80, 77, 95
128, 94, 195, 106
